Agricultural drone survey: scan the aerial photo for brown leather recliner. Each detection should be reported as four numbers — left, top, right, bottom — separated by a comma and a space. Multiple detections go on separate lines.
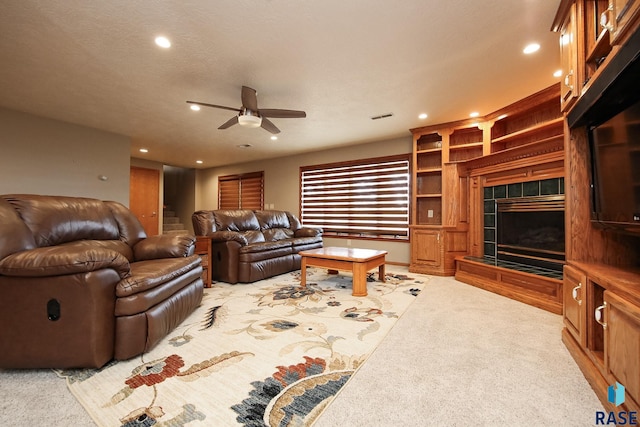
0, 194, 204, 369
192, 209, 323, 283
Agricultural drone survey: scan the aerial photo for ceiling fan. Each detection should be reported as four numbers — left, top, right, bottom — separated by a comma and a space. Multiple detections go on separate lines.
187, 86, 306, 134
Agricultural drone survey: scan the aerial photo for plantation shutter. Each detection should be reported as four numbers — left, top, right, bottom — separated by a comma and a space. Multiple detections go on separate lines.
300, 155, 410, 239
218, 172, 264, 210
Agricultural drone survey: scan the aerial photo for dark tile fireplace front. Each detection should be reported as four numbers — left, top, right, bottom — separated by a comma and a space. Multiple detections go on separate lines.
476, 178, 565, 279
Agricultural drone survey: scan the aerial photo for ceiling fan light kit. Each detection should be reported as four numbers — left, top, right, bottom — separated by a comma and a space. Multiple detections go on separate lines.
187, 86, 305, 135
237, 114, 262, 128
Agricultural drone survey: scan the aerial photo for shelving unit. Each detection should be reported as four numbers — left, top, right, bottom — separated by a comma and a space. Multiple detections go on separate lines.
409, 84, 563, 277
449, 126, 484, 162
490, 98, 563, 153
414, 132, 443, 226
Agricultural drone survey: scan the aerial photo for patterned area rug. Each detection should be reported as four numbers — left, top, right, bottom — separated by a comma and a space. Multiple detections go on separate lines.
58, 268, 428, 427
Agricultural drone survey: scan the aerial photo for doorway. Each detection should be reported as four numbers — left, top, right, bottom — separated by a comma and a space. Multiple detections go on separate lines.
130, 166, 160, 236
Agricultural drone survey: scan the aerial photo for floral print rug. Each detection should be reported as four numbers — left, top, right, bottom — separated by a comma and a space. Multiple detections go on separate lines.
58, 268, 428, 427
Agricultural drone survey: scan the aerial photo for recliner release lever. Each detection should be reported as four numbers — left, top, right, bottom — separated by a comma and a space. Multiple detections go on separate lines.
47, 299, 61, 321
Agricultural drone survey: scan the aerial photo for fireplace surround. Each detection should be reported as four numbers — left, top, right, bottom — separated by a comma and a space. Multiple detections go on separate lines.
482, 178, 565, 278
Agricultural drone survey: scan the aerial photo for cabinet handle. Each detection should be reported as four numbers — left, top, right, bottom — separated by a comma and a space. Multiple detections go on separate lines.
572, 283, 582, 306
595, 302, 608, 330
600, 6, 614, 32
564, 71, 574, 91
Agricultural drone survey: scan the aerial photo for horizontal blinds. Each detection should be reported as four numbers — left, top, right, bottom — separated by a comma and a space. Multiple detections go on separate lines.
218, 172, 263, 210
301, 157, 410, 239
240, 175, 263, 210
219, 178, 240, 210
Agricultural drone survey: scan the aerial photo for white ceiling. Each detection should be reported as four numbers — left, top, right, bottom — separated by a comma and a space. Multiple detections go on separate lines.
0, 0, 561, 169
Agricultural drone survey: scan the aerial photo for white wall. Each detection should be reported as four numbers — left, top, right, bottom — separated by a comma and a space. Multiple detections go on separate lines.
195, 136, 412, 264
0, 108, 131, 204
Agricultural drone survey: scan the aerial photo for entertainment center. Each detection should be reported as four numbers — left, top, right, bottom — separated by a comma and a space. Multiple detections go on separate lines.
408, 0, 640, 413
553, 0, 640, 414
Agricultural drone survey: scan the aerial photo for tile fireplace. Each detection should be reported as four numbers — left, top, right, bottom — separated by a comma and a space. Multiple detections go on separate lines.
481, 178, 565, 279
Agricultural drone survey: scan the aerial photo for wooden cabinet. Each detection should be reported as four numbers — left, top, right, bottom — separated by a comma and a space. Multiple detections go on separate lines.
564, 265, 586, 346
558, 2, 580, 112
602, 0, 640, 44
561, 262, 640, 412
410, 228, 442, 268
604, 291, 640, 410
195, 236, 212, 287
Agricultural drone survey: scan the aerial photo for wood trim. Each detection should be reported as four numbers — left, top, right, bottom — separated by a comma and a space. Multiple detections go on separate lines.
455, 257, 563, 314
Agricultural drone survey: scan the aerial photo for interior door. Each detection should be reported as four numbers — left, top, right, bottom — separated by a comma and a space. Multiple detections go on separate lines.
130, 166, 160, 236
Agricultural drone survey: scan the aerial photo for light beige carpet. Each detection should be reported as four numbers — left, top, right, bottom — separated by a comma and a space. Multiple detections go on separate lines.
0, 271, 604, 426
56, 268, 427, 426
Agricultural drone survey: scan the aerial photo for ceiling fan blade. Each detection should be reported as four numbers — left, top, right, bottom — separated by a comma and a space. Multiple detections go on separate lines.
218, 115, 239, 129
260, 117, 281, 134
187, 101, 241, 113
241, 86, 259, 111
258, 109, 307, 119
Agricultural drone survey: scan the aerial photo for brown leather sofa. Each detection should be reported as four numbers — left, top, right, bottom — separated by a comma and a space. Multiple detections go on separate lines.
192, 209, 322, 283
0, 194, 204, 369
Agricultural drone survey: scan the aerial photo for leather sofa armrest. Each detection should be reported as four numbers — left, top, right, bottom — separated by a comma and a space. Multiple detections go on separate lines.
295, 227, 323, 238
0, 246, 131, 278
207, 231, 248, 245
133, 234, 196, 261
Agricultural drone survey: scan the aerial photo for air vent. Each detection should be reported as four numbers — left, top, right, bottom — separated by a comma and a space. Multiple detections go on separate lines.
371, 113, 394, 120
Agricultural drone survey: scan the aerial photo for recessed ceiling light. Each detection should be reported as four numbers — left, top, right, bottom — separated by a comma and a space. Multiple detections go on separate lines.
270, 136, 278, 141
418, 113, 428, 120
190, 104, 201, 111
469, 112, 480, 118
523, 43, 540, 54
155, 36, 171, 48
236, 144, 252, 149
553, 69, 562, 77
139, 148, 148, 153
196, 160, 203, 164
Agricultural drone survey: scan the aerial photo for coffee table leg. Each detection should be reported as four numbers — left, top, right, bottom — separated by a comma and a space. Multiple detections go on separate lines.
379, 261, 386, 283
300, 257, 307, 288
352, 262, 367, 297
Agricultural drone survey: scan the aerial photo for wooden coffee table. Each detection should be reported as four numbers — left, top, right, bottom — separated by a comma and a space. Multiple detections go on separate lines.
299, 247, 388, 296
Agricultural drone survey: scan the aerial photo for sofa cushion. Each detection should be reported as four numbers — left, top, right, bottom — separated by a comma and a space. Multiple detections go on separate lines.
215, 210, 260, 232
0, 198, 36, 259
2, 194, 120, 247
105, 201, 147, 247
192, 210, 216, 235
60, 239, 134, 262
114, 261, 202, 316
116, 255, 202, 297
238, 240, 292, 254
0, 244, 131, 278
263, 228, 294, 241
254, 210, 290, 230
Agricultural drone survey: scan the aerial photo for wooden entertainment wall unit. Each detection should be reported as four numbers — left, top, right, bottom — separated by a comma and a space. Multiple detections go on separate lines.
552, 0, 640, 414
409, 84, 566, 313
410, 0, 640, 413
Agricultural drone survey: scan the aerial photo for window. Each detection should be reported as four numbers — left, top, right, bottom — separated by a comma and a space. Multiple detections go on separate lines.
218, 172, 264, 210
300, 155, 410, 240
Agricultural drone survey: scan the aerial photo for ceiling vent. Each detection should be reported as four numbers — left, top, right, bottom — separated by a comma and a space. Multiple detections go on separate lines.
371, 113, 394, 120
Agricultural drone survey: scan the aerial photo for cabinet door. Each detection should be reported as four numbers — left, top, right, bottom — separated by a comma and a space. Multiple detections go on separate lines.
559, 2, 579, 112
604, 291, 640, 411
411, 229, 442, 267
564, 265, 586, 346
605, 0, 640, 44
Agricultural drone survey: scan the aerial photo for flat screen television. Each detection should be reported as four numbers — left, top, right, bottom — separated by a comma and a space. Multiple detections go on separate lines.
589, 97, 640, 235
